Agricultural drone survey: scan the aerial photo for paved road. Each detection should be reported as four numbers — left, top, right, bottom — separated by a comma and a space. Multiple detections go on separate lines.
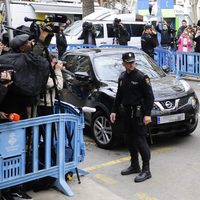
29, 78, 200, 200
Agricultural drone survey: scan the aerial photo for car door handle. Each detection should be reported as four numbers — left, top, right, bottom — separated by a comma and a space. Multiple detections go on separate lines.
100, 42, 107, 44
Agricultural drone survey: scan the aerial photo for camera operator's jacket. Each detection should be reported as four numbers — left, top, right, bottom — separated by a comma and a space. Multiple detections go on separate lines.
0, 84, 7, 104
39, 69, 63, 107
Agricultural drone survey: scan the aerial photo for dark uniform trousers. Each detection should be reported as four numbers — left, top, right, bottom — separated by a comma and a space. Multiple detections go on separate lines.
123, 106, 150, 165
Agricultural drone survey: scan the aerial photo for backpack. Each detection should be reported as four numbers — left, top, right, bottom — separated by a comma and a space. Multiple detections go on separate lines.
0, 52, 50, 96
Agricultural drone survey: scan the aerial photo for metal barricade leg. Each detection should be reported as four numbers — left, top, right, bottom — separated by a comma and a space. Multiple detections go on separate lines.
54, 118, 74, 196
54, 179, 74, 197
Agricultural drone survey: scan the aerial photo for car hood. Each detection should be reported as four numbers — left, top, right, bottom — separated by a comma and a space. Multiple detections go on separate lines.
151, 76, 193, 101
101, 77, 193, 101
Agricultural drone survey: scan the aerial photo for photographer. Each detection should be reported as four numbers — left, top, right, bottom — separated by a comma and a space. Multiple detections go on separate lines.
112, 18, 130, 45
141, 24, 158, 59
78, 21, 96, 45
56, 23, 67, 59
38, 54, 63, 116
156, 21, 175, 50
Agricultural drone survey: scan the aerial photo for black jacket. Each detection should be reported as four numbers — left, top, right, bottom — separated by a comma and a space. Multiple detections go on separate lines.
78, 28, 96, 45
56, 31, 67, 50
177, 26, 187, 39
114, 24, 130, 45
141, 32, 158, 57
156, 25, 172, 47
112, 68, 154, 116
0, 84, 7, 104
194, 35, 200, 52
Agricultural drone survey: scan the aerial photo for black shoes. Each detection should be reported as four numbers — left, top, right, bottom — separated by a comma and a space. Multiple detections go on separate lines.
134, 170, 152, 183
121, 162, 152, 182
121, 164, 141, 175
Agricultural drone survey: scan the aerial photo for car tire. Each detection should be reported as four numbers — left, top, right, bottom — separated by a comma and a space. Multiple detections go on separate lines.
92, 111, 121, 149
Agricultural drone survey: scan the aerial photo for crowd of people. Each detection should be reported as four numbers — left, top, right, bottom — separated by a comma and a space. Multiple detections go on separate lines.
0, 21, 64, 199
1, 14, 200, 199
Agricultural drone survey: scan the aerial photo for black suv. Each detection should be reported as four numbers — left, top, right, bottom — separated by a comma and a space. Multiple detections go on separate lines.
61, 48, 199, 149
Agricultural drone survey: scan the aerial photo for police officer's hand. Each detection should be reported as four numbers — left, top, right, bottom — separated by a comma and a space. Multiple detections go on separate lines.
110, 113, 116, 123
143, 116, 152, 125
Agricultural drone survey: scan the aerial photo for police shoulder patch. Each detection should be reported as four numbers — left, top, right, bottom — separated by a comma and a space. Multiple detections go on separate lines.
144, 75, 151, 85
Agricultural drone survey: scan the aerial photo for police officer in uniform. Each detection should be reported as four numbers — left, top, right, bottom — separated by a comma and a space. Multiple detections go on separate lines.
141, 24, 158, 59
110, 52, 154, 182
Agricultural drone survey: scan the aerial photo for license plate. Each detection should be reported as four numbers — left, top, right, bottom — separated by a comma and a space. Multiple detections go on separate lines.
157, 113, 185, 124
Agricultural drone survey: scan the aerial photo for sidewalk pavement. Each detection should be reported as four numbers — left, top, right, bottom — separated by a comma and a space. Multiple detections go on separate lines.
28, 74, 199, 200
28, 176, 124, 200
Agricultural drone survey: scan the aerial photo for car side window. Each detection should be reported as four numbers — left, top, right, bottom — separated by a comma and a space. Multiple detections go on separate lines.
107, 24, 115, 38
64, 55, 77, 73
75, 55, 92, 74
94, 24, 104, 38
131, 24, 145, 36
64, 55, 92, 74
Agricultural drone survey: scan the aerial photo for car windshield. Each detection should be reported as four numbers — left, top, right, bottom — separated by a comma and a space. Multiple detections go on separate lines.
93, 53, 166, 81
64, 21, 83, 36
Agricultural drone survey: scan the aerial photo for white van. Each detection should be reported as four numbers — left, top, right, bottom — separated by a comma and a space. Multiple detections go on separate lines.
50, 19, 145, 47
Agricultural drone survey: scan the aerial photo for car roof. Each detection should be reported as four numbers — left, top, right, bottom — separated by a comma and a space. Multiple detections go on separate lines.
66, 47, 143, 58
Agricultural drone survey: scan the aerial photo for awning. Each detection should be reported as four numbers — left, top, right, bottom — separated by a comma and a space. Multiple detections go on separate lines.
161, 9, 175, 18
30, 3, 82, 15
137, 9, 150, 16
138, 9, 175, 18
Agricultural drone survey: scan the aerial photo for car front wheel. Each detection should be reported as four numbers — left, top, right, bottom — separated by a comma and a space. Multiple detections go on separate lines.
92, 111, 120, 149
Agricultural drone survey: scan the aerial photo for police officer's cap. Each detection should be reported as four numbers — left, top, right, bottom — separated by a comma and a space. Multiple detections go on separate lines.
144, 24, 152, 30
122, 52, 135, 63
9, 34, 30, 51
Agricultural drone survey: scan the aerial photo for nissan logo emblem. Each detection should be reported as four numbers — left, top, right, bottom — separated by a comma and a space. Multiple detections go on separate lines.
165, 101, 173, 109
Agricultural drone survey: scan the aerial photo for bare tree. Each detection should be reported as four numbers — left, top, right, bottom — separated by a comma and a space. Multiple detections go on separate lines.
190, 0, 198, 24
82, 0, 95, 18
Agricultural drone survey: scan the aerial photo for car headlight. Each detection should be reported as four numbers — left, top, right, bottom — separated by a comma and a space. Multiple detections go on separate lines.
179, 80, 191, 92
189, 96, 198, 109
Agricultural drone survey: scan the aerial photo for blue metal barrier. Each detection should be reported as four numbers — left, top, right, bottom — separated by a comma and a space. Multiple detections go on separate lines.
0, 101, 86, 197
154, 47, 174, 72
67, 44, 96, 50
48, 43, 200, 78
99, 44, 140, 50
155, 48, 200, 78
174, 51, 200, 78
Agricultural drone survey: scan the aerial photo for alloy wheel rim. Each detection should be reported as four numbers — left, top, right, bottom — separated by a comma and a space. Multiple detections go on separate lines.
93, 116, 112, 145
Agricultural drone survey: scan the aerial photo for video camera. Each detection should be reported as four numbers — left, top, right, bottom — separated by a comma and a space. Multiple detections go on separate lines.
113, 18, 121, 28
82, 22, 93, 32
24, 14, 67, 39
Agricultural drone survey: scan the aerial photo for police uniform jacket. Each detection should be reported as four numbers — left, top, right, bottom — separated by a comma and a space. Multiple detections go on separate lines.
112, 68, 154, 116
141, 32, 158, 56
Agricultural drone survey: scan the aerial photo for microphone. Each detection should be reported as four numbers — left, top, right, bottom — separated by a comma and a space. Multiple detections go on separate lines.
24, 17, 44, 22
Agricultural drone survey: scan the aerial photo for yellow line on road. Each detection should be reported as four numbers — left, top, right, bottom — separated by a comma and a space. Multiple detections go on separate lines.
94, 174, 118, 185
136, 192, 158, 200
83, 147, 173, 172
83, 156, 130, 171
152, 147, 173, 153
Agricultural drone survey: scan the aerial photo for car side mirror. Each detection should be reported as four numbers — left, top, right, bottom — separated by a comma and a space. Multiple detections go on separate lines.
74, 71, 90, 81
162, 65, 170, 73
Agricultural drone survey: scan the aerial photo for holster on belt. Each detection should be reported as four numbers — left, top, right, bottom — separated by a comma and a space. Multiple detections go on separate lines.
130, 105, 144, 126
